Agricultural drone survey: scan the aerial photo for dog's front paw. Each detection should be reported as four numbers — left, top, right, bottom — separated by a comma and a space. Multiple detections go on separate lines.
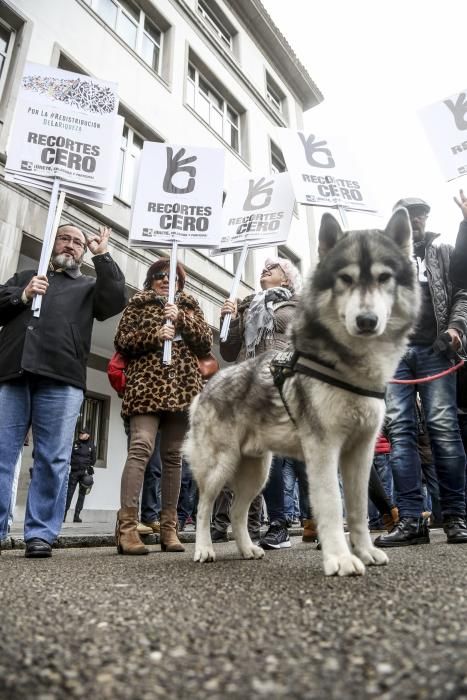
323, 552, 366, 577
352, 545, 388, 567
240, 544, 265, 560
194, 545, 216, 563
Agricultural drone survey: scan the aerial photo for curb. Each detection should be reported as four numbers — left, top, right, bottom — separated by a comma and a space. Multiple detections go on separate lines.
2, 527, 306, 550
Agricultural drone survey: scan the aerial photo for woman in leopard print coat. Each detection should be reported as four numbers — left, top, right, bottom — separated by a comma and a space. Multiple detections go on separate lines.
114, 259, 212, 555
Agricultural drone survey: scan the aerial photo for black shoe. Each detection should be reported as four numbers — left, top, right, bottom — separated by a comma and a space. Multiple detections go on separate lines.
73, 515, 82, 523
374, 516, 429, 548
259, 520, 291, 550
211, 529, 229, 543
443, 515, 467, 544
25, 538, 52, 558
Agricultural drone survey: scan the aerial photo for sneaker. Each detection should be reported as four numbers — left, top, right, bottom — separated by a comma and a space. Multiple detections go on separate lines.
136, 522, 153, 535
374, 516, 429, 547
141, 520, 160, 534
259, 520, 291, 550
73, 516, 82, 523
211, 529, 229, 543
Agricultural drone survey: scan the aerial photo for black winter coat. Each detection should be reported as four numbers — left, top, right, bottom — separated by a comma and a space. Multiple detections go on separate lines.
422, 234, 467, 342
0, 253, 126, 389
450, 220, 467, 288
70, 438, 96, 473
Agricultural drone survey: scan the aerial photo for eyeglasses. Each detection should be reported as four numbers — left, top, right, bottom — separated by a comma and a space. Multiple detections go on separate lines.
56, 234, 86, 250
152, 271, 178, 282
262, 263, 282, 274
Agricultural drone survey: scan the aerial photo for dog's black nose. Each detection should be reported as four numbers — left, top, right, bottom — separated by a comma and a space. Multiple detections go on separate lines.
356, 313, 378, 332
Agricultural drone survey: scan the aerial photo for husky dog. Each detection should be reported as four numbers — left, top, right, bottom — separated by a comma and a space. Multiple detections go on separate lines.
185, 209, 420, 576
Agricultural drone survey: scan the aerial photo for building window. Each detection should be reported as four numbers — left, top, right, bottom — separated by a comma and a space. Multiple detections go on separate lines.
0, 18, 15, 100
266, 73, 285, 114
270, 142, 286, 174
187, 63, 240, 153
87, 0, 163, 74
114, 123, 144, 203
197, 0, 232, 51
77, 394, 109, 466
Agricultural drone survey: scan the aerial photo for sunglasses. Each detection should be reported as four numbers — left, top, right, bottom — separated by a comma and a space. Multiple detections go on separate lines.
152, 271, 178, 282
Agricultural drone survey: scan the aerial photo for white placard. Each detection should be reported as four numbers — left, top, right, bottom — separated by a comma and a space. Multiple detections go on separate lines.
6, 62, 119, 191
129, 142, 225, 248
419, 89, 467, 181
277, 127, 377, 212
213, 171, 295, 253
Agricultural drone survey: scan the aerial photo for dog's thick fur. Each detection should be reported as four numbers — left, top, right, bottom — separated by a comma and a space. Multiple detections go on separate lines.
185, 209, 420, 576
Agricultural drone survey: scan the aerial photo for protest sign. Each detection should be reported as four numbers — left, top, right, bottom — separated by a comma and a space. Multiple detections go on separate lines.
419, 89, 467, 181
129, 142, 225, 248
213, 171, 295, 254
5, 62, 120, 204
276, 128, 377, 213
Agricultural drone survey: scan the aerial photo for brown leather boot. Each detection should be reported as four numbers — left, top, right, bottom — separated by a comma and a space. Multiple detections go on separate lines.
382, 506, 400, 533
302, 518, 318, 543
160, 509, 185, 552
116, 507, 149, 555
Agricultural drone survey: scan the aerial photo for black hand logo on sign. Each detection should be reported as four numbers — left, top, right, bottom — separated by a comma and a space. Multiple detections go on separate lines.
444, 93, 467, 131
243, 177, 274, 211
298, 133, 335, 168
163, 147, 197, 194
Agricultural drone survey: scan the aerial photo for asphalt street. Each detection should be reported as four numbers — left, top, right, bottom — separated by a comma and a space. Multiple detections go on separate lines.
1, 532, 467, 700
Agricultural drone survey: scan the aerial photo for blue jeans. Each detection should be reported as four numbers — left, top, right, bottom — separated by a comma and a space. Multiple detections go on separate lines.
283, 458, 311, 521
368, 453, 393, 527
177, 459, 197, 525
386, 346, 466, 518
140, 433, 161, 523
0, 377, 83, 543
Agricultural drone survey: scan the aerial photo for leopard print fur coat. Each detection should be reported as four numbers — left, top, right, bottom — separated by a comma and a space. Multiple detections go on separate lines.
114, 290, 212, 417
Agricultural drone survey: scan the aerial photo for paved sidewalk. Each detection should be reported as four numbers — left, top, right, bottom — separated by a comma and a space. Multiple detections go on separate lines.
4, 519, 305, 549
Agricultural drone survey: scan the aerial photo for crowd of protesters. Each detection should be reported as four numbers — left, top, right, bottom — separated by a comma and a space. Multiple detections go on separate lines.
2, 190, 467, 558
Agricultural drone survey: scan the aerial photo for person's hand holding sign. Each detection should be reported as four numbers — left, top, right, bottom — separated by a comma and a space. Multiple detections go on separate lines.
159, 324, 175, 342
454, 190, 467, 221
164, 303, 179, 322
23, 275, 49, 301
86, 226, 111, 255
221, 299, 237, 319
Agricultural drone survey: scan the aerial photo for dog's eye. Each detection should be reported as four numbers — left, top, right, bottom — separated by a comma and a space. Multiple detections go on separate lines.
378, 273, 392, 284
338, 274, 353, 285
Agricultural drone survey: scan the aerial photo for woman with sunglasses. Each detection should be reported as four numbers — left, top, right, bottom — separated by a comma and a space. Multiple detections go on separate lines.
114, 259, 212, 554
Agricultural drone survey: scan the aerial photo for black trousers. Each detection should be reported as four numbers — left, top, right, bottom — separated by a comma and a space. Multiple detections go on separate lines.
65, 471, 87, 515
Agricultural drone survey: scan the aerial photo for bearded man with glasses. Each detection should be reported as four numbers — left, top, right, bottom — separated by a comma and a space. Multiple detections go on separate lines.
0, 223, 126, 558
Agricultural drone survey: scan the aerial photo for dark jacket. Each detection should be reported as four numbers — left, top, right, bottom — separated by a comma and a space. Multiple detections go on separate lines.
422, 233, 467, 342
114, 290, 212, 417
220, 293, 298, 363
0, 253, 126, 389
450, 220, 467, 288
70, 438, 96, 473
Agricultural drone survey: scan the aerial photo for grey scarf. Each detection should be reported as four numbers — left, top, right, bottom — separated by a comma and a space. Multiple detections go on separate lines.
244, 287, 292, 357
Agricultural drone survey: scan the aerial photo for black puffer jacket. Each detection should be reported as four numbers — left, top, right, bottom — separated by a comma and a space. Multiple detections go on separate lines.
0, 253, 126, 389
450, 220, 467, 288
70, 438, 96, 474
423, 233, 467, 342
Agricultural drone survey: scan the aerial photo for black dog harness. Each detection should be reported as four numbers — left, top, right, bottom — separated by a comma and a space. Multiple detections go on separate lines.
270, 349, 386, 427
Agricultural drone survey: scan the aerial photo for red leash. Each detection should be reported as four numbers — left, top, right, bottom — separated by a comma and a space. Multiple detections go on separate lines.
389, 358, 465, 385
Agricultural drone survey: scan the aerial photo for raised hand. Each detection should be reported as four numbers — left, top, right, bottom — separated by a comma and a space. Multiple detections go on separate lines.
86, 226, 111, 255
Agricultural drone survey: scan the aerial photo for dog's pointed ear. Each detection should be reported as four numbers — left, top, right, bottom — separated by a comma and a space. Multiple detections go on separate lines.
318, 213, 344, 259
385, 208, 413, 257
